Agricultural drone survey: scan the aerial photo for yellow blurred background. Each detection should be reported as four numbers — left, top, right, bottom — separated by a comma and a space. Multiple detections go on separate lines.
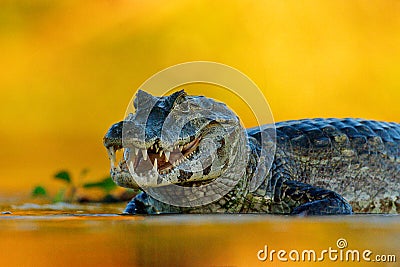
1, 0, 399, 198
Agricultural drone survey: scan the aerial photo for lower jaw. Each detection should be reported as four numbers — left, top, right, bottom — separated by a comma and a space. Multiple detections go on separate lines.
113, 165, 174, 188
111, 170, 140, 189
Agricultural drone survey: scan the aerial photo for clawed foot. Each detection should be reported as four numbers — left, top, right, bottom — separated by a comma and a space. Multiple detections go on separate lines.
291, 193, 353, 216
123, 192, 182, 215
123, 192, 154, 215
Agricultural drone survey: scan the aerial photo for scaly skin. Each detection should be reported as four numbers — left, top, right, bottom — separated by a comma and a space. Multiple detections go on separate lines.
247, 119, 400, 214
104, 91, 400, 215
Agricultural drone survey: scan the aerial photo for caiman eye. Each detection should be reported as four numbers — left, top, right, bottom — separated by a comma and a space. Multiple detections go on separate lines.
189, 101, 201, 109
179, 101, 202, 113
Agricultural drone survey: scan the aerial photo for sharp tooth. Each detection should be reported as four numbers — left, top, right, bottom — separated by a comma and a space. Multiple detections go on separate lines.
155, 146, 159, 153
134, 148, 139, 156
159, 150, 163, 158
108, 147, 116, 168
128, 161, 135, 174
124, 149, 131, 161
153, 158, 158, 172
151, 144, 154, 150
165, 151, 170, 161
179, 145, 183, 151
142, 149, 148, 160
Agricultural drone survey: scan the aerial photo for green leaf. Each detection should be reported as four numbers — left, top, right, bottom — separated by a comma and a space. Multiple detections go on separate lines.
32, 186, 47, 197
83, 177, 116, 193
54, 170, 71, 184
53, 188, 66, 203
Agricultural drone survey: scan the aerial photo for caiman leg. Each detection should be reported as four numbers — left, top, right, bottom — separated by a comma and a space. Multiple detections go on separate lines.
123, 192, 182, 215
279, 180, 353, 215
248, 137, 353, 215
124, 192, 151, 215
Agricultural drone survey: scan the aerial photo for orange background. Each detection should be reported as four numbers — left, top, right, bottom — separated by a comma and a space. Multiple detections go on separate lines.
1, 0, 399, 197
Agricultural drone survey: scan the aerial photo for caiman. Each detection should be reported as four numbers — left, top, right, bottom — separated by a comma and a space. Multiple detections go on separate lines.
103, 90, 399, 215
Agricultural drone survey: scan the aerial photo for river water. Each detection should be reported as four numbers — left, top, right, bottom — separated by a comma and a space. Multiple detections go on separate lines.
0, 203, 398, 267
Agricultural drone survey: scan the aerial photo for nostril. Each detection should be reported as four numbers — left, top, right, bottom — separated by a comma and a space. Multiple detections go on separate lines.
103, 121, 125, 147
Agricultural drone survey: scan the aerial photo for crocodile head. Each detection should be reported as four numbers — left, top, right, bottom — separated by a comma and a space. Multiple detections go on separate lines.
103, 90, 246, 190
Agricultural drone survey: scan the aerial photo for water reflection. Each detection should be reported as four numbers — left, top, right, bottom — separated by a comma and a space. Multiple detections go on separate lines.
0, 204, 399, 267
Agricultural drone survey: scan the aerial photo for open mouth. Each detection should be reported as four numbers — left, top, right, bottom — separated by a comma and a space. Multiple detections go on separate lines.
106, 137, 201, 176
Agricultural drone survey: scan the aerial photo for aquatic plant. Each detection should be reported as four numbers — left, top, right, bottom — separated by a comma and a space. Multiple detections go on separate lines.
31, 169, 136, 203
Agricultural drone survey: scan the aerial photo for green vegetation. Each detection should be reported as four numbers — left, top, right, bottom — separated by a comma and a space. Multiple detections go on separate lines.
32, 169, 137, 203
31, 185, 47, 197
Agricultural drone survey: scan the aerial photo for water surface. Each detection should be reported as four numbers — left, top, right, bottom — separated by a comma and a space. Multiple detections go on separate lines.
1, 203, 398, 267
